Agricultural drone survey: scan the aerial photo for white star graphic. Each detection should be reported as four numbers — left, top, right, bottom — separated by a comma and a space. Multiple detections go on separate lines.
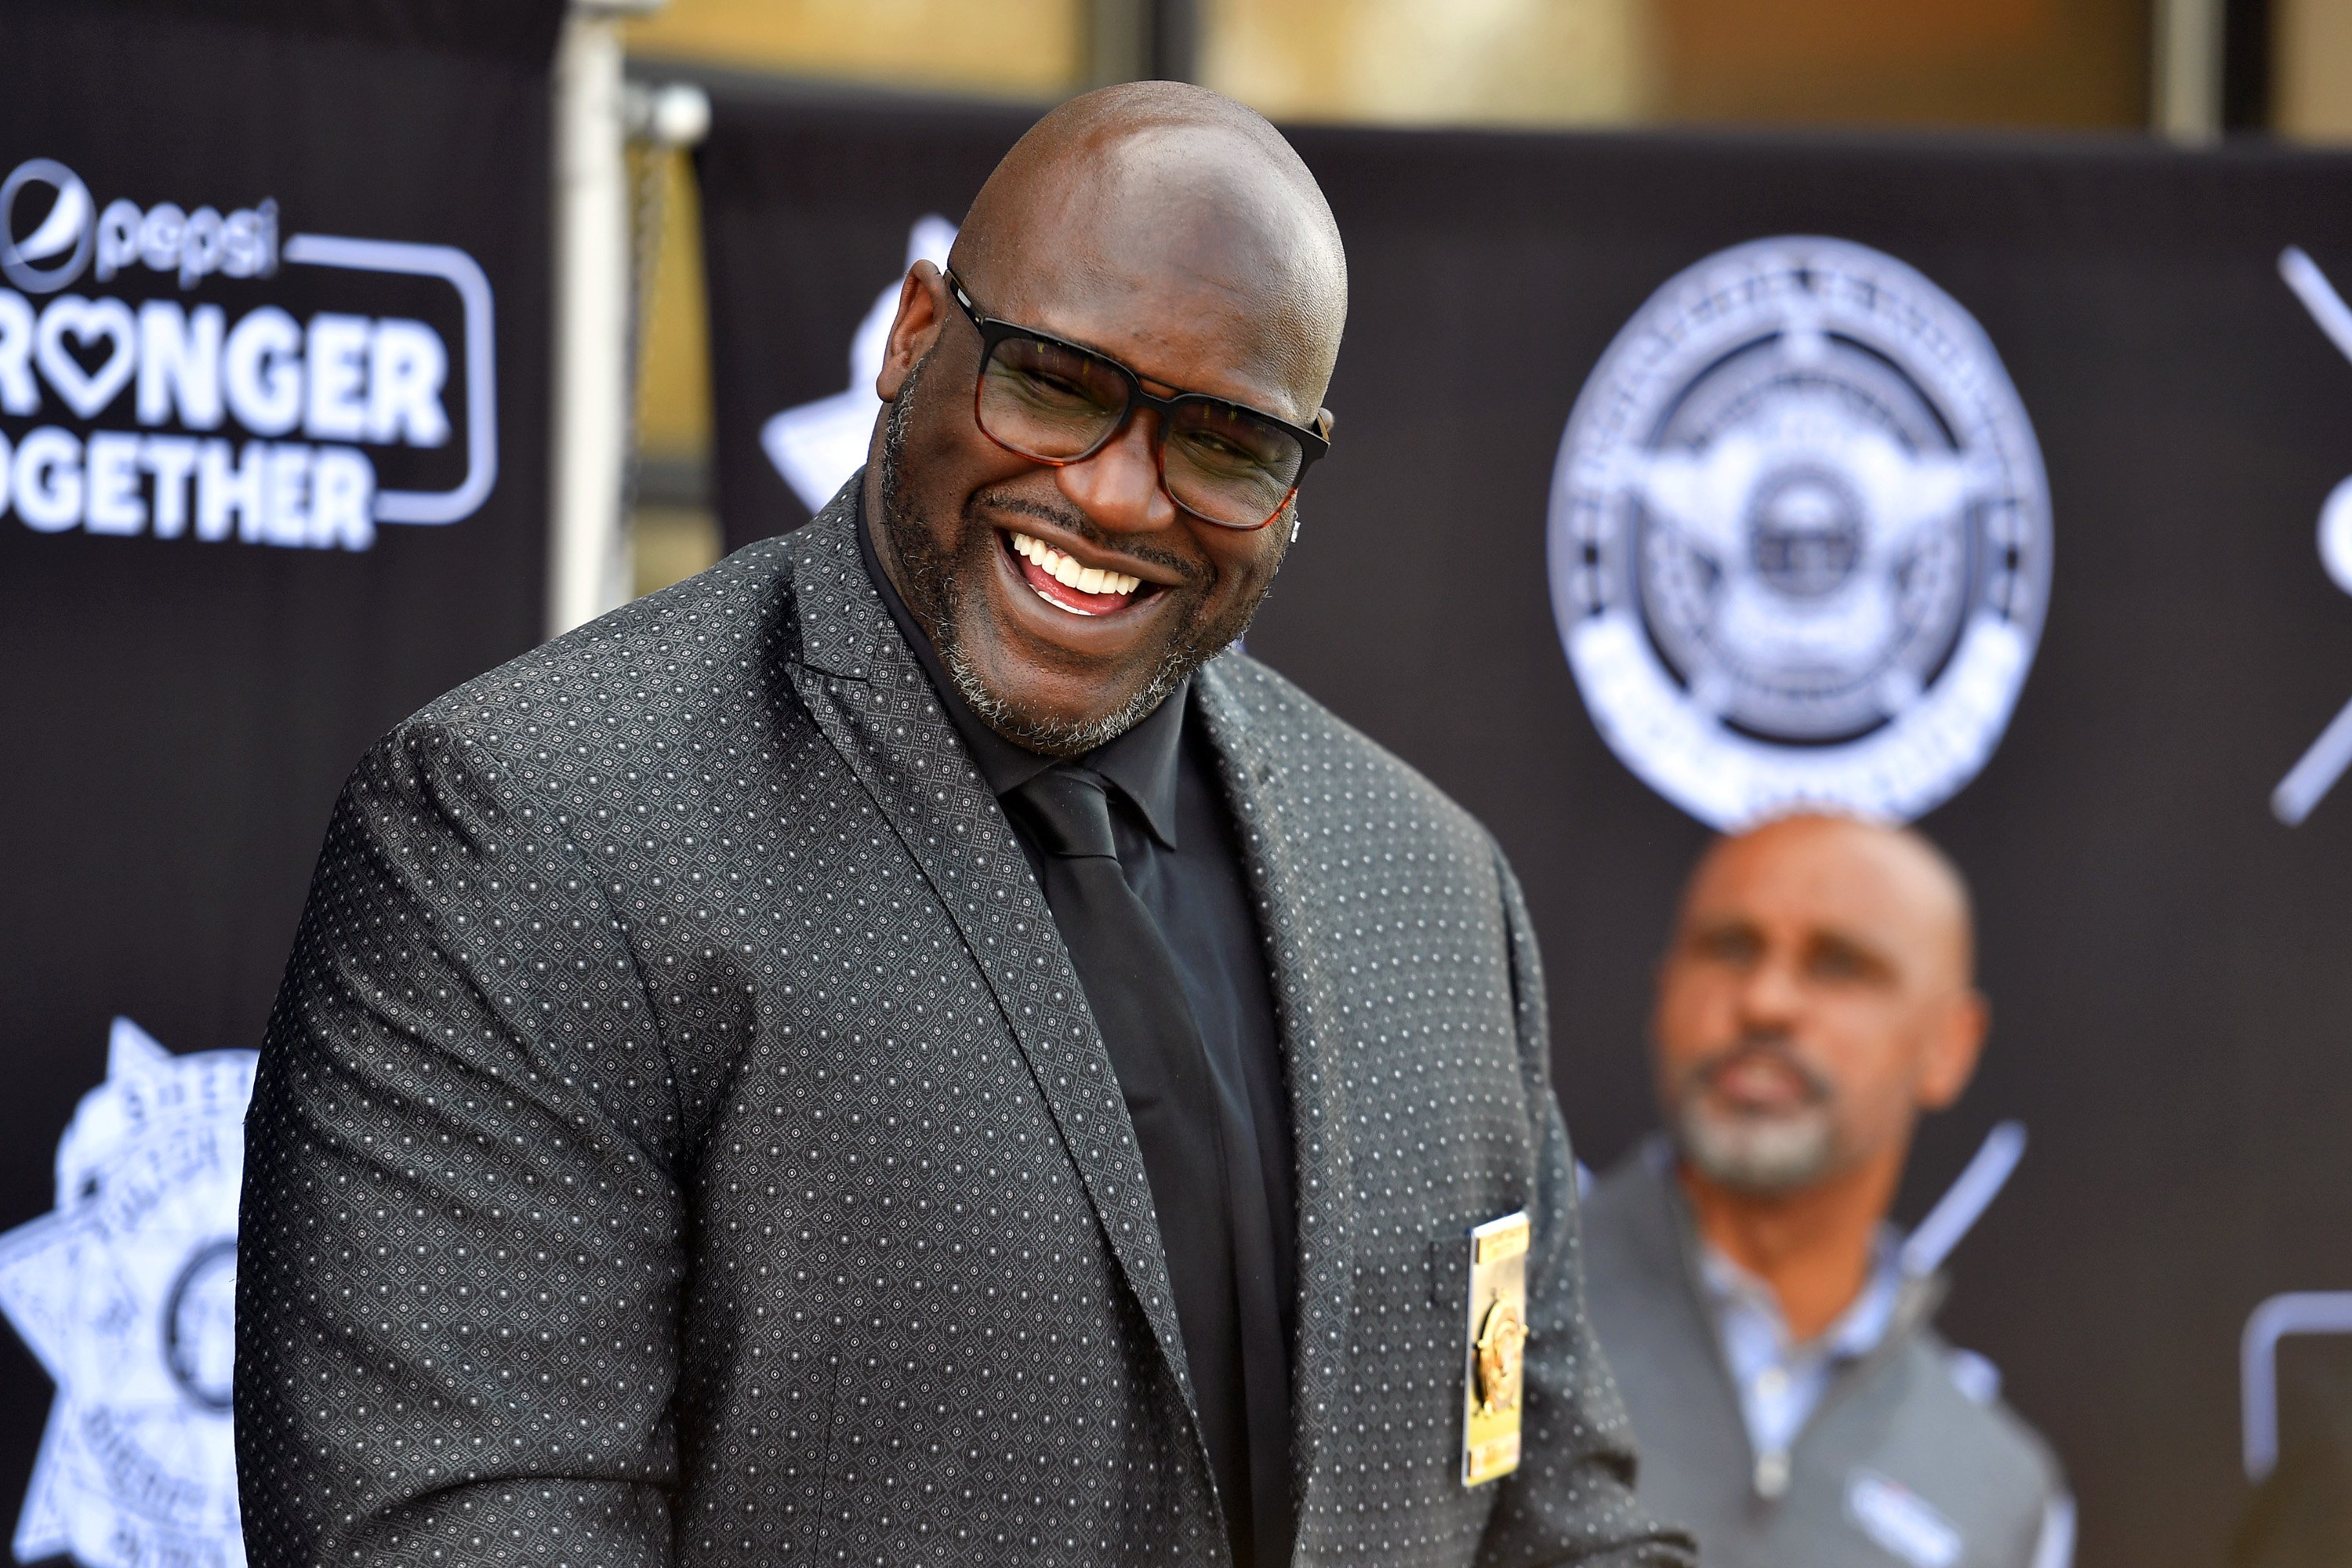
0, 1018, 253, 1568
760, 214, 959, 514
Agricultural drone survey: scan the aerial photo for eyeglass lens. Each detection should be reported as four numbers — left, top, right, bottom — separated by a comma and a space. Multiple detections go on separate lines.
978, 333, 1304, 528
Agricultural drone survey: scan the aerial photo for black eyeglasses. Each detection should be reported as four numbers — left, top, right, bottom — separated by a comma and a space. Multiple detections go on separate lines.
944, 269, 1330, 532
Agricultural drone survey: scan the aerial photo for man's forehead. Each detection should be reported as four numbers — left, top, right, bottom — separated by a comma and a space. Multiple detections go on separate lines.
981, 121, 1325, 275
957, 125, 1342, 419
996, 265, 1319, 414
1682, 819, 1961, 946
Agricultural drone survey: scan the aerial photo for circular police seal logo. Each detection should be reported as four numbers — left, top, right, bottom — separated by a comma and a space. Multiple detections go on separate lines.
0, 1018, 255, 1568
1548, 236, 2049, 827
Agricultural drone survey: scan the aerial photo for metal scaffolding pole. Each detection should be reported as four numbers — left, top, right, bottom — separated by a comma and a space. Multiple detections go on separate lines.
2154, 0, 2227, 142
1086, 0, 1199, 85
546, 0, 660, 641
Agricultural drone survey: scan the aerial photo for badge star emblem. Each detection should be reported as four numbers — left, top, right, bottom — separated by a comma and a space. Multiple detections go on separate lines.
0, 1018, 255, 1568
1626, 401, 1984, 718
1474, 1298, 1528, 1415
760, 214, 958, 513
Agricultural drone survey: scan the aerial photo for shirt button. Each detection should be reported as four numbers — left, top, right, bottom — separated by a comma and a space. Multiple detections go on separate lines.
1755, 1366, 1789, 1400
1754, 1449, 1791, 1500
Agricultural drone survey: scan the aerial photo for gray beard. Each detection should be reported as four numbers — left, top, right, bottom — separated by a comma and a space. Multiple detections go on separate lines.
875, 353, 1269, 757
1672, 1098, 1838, 1193
1668, 1036, 1841, 1193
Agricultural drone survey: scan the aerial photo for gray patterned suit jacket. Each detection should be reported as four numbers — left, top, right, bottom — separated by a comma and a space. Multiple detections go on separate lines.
234, 488, 1690, 1568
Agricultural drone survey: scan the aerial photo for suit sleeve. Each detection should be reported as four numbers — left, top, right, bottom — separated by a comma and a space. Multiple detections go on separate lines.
234, 722, 688, 1567
1475, 851, 1697, 1568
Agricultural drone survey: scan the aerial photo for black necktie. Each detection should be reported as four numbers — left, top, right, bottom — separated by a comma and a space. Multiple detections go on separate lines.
1007, 764, 1259, 1566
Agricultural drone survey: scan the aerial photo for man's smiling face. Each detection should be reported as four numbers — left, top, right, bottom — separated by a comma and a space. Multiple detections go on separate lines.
862, 107, 1345, 755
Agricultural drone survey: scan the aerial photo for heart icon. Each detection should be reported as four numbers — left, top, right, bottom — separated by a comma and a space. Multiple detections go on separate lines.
34, 295, 136, 420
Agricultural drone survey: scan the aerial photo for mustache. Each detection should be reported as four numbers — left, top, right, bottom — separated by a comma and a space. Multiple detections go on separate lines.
967, 484, 1207, 587
1683, 1032, 1835, 1105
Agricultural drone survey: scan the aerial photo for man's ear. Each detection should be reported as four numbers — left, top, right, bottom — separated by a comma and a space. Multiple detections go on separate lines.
1646, 949, 1682, 1110
877, 260, 948, 402
1917, 989, 1989, 1112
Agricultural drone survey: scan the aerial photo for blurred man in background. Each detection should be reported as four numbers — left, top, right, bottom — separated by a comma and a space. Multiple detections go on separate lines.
1581, 814, 2068, 1568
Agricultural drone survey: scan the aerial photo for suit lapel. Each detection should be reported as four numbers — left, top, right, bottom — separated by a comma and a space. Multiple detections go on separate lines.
1193, 659, 1361, 1515
778, 492, 1203, 1420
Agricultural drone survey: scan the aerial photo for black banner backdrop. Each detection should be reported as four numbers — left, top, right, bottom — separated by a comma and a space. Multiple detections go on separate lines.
695, 86, 2352, 1567
0, 2, 559, 1562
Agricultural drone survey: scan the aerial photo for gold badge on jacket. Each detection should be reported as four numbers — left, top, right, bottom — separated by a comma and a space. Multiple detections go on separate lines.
1461, 1210, 1531, 1487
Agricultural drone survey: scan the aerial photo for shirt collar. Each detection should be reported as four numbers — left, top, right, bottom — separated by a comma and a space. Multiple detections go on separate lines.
1696, 1228, 1905, 1363
855, 488, 1185, 848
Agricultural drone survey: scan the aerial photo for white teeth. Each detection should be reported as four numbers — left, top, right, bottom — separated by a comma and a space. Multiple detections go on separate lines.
1007, 531, 1141, 600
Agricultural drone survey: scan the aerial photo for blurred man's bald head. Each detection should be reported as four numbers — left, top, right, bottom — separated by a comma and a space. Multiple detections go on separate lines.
950, 81, 1348, 418
1682, 815, 1976, 991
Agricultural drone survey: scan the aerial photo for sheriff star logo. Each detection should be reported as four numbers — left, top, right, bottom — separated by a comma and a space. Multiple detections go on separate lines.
0, 1018, 254, 1568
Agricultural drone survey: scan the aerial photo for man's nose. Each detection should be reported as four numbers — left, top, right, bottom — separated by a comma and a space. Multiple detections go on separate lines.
1054, 410, 1178, 535
1736, 953, 1804, 1028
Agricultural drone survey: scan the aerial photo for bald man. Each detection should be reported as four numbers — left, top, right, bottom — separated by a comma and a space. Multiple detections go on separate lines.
233, 84, 1690, 1568
1580, 815, 2067, 1568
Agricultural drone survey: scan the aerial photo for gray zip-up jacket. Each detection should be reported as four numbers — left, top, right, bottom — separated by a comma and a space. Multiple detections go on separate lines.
1582, 1150, 2064, 1568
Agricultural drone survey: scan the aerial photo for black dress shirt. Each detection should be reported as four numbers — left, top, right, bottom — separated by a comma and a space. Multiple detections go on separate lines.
857, 501, 1295, 1566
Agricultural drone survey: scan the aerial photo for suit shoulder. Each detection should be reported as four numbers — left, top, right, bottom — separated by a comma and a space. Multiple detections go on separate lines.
1581, 1149, 1659, 1233
1579, 1151, 1688, 1294
396, 535, 805, 759
1209, 648, 1494, 854
1905, 1328, 2067, 1499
